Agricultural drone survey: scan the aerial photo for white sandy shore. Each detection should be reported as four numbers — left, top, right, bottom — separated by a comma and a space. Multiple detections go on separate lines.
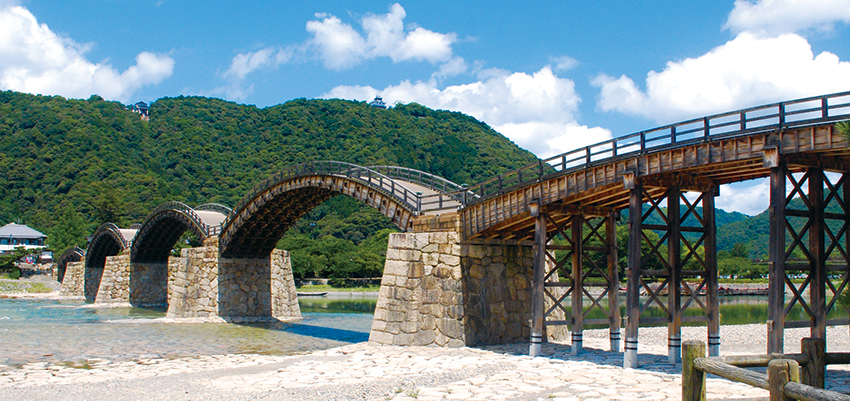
0, 324, 848, 401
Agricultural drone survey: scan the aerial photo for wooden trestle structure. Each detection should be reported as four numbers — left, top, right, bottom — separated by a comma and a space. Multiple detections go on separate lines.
460, 92, 850, 367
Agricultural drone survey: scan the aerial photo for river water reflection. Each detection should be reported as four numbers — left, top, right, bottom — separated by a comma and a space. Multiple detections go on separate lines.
0, 294, 838, 366
0, 295, 376, 367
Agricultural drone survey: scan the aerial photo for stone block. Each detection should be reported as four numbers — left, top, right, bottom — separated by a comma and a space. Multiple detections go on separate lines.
422, 252, 439, 266
436, 318, 464, 340
407, 262, 424, 279
412, 330, 437, 346
439, 254, 460, 267
419, 314, 436, 331
369, 331, 394, 345
388, 233, 415, 249
393, 333, 415, 346
384, 260, 409, 277
431, 232, 448, 244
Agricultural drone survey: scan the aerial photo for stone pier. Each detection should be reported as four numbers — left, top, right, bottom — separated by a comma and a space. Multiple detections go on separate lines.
94, 254, 131, 304
165, 240, 300, 322
59, 260, 85, 297
369, 231, 567, 346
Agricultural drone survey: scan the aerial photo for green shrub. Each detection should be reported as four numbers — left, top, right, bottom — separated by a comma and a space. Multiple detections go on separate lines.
9, 267, 21, 280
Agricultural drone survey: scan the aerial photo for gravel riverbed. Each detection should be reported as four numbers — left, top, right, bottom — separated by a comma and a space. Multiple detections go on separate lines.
1, 324, 849, 401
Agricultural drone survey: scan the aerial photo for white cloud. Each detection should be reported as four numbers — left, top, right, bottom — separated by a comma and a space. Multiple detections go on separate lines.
0, 5, 173, 102
324, 67, 612, 158
725, 0, 850, 35
550, 55, 578, 72
714, 180, 770, 216
305, 3, 458, 70
593, 32, 850, 123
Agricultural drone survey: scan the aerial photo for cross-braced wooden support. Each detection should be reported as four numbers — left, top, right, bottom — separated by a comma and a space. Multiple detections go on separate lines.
539, 211, 621, 355
623, 184, 719, 368
528, 206, 620, 357
767, 165, 850, 353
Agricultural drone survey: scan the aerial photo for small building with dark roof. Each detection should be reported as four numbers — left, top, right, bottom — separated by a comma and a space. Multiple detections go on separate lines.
0, 223, 47, 253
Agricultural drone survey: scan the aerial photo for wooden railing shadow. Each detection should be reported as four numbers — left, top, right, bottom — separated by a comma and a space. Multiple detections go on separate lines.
683, 339, 850, 401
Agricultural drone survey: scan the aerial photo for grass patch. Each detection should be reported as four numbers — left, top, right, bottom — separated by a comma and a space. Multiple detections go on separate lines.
296, 284, 380, 292
0, 281, 53, 294
63, 361, 93, 370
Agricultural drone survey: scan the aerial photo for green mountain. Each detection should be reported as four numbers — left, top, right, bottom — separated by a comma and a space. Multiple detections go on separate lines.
717, 196, 848, 259
0, 91, 539, 278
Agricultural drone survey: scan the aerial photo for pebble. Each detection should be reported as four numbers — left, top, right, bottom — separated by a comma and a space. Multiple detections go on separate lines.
0, 324, 849, 400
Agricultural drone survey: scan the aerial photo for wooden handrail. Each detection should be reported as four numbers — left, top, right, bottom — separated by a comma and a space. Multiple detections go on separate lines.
683, 339, 850, 401
463, 91, 850, 207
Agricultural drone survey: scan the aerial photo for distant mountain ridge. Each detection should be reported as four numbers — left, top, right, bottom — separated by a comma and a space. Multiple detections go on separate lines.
0, 91, 538, 254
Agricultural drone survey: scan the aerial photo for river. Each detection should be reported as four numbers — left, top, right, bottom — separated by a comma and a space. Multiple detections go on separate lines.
0, 294, 841, 367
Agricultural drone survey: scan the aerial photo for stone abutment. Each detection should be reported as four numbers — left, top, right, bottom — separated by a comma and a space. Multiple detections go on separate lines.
369, 231, 567, 347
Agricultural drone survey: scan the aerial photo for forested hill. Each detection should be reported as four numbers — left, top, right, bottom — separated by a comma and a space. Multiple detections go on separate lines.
0, 91, 539, 258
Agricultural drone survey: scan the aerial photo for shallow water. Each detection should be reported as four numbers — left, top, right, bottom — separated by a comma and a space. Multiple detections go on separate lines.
0, 296, 376, 366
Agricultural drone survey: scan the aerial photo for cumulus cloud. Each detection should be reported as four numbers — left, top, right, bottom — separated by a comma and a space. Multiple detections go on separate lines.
220, 3, 462, 94
0, 5, 173, 102
593, 32, 850, 123
725, 0, 850, 35
324, 67, 612, 158
306, 3, 458, 70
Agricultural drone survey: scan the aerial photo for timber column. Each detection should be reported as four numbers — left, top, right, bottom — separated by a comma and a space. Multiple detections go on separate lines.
529, 202, 546, 357
624, 183, 642, 369
767, 150, 786, 354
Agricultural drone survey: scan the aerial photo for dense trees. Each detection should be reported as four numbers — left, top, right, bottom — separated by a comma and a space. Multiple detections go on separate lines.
0, 91, 539, 279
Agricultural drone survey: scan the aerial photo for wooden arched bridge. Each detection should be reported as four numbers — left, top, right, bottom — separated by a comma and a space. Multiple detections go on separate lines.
57, 91, 850, 368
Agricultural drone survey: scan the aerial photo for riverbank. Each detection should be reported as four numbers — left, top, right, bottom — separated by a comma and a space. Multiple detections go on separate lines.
1, 324, 849, 400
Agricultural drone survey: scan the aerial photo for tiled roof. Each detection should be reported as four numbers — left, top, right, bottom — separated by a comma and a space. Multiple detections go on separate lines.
0, 223, 46, 239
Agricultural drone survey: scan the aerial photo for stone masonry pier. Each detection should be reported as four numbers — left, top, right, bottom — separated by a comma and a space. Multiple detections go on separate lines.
59, 260, 85, 297
369, 229, 567, 347
166, 239, 300, 322
59, 237, 300, 322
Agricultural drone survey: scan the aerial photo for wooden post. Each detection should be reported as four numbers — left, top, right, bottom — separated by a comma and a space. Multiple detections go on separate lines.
571, 214, 584, 355
768, 162, 787, 354
768, 359, 800, 401
705, 189, 720, 357
608, 212, 621, 352
801, 337, 825, 388
810, 169, 827, 340
529, 209, 547, 357
682, 340, 706, 401
669, 187, 682, 364
625, 185, 643, 368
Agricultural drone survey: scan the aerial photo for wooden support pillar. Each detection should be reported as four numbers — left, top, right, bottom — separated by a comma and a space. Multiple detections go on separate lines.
768, 162, 787, 354
809, 169, 827, 339
682, 340, 707, 401
768, 359, 800, 401
704, 189, 721, 357
571, 214, 584, 355
625, 185, 643, 368
529, 207, 547, 357
668, 187, 682, 364
801, 337, 825, 388
607, 212, 621, 352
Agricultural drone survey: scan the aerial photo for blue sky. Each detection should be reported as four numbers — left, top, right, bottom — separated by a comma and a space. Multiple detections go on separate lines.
2, 0, 850, 215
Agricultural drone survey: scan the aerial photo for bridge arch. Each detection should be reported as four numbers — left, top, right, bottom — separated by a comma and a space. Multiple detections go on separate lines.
131, 201, 230, 263
55, 246, 84, 283
84, 223, 135, 302
219, 161, 461, 258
